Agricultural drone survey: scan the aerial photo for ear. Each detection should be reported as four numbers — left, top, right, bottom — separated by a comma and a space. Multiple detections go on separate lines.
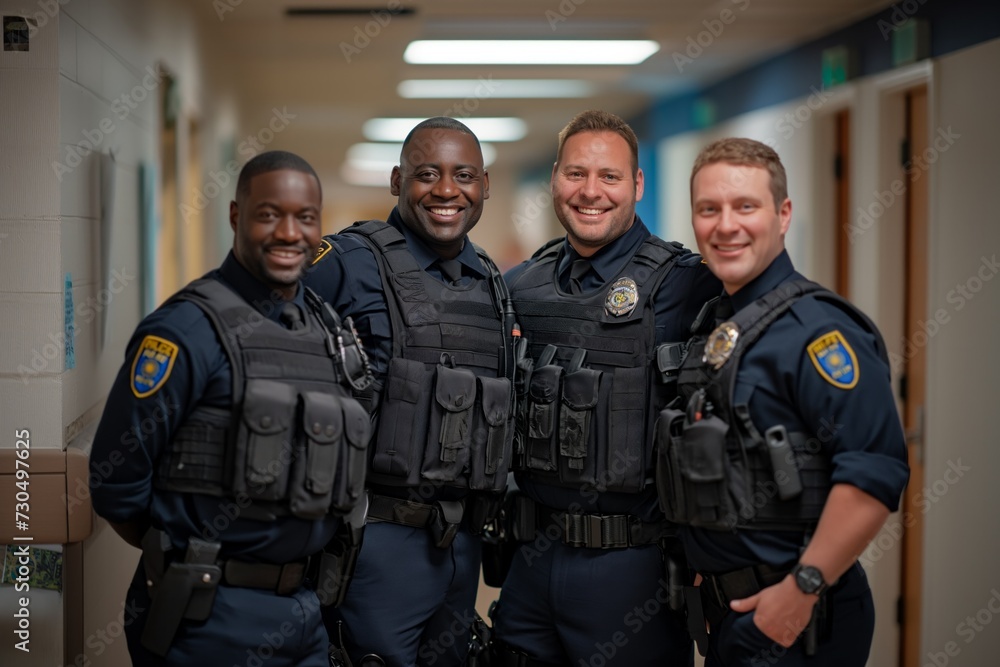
390, 166, 401, 196
229, 200, 238, 233
778, 197, 792, 236
635, 168, 645, 203
482, 170, 490, 200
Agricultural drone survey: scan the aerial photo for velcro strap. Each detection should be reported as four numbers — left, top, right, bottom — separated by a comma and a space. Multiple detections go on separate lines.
222, 559, 307, 595
367, 493, 435, 528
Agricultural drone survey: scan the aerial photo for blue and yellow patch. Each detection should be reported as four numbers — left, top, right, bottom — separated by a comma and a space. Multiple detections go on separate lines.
807, 330, 859, 389
312, 238, 333, 265
130, 335, 179, 398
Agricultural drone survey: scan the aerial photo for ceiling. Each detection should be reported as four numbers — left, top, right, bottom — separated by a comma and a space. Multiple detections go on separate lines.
185, 0, 895, 215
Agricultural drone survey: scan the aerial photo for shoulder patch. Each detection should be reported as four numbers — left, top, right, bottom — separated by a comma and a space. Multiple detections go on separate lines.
807, 330, 859, 389
130, 335, 179, 398
312, 238, 333, 265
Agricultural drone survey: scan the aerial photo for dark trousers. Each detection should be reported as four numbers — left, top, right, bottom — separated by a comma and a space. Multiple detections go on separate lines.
493, 540, 692, 667
124, 564, 330, 667
705, 563, 875, 667
322, 521, 482, 667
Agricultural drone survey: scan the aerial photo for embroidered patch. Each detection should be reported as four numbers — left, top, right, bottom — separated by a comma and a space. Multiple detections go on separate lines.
312, 238, 333, 265
130, 335, 179, 398
605, 277, 638, 316
807, 330, 859, 389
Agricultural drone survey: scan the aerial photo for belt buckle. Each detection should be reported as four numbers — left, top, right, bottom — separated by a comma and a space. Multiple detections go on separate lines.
561, 513, 585, 547
276, 561, 305, 596
587, 515, 605, 549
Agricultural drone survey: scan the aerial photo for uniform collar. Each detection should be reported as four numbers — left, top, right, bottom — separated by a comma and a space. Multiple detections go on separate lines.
729, 249, 798, 313
386, 207, 487, 278
558, 215, 650, 285
219, 251, 304, 323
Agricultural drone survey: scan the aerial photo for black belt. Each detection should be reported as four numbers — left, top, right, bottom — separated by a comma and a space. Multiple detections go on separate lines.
490, 637, 563, 667
534, 504, 673, 550
700, 562, 792, 611
367, 493, 438, 528
221, 558, 310, 595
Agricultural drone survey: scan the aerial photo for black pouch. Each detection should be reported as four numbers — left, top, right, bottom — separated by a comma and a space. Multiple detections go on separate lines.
558, 367, 600, 476
654, 407, 687, 524
288, 391, 343, 519
679, 414, 734, 528
234, 379, 297, 501
423, 365, 477, 482
372, 357, 432, 483
430, 499, 464, 549
607, 366, 648, 492
526, 364, 562, 473
332, 398, 371, 515
470, 376, 513, 490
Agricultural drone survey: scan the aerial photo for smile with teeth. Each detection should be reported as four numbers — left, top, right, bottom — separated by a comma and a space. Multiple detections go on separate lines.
715, 244, 747, 252
575, 206, 607, 216
429, 207, 460, 216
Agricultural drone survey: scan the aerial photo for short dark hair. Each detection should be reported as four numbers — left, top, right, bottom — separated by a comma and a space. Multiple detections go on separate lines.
235, 150, 321, 201
556, 110, 639, 176
400, 117, 481, 159
690, 138, 787, 209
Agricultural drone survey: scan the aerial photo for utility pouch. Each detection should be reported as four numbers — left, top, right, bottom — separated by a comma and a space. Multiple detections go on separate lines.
430, 499, 464, 549
764, 424, 803, 501
470, 376, 513, 490
234, 379, 297, 501
510, 492, 537, 542
481, 499, 516, 588
421, 365, 477, 482
526, 363, 562, 473
513, 337, 534, 466
289, 391, 342, 519
680, 414, 733, 528
558, 367, 600, 472
141, 538, 221, 657
466, 491, 505, 536
656, 342, 686, 384
332, 398, 371, 515
654, 408, 687, 524
372, 357, 432, 482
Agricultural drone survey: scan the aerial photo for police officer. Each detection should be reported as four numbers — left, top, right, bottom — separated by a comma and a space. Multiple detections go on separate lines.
490, 110, 721, 666
304, 117, 515, 667
89, 151, 372, 667
657, 138, 909, 666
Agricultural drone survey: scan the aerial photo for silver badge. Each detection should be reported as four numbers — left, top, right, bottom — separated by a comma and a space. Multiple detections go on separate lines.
703, 321, 740, 369
605, 277, 639, 317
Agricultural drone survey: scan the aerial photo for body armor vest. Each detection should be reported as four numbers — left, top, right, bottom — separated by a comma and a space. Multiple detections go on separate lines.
656, 279, 888, 531
507, 237, 686, 494
154, 278, 373, 521
344, 221, 515, 492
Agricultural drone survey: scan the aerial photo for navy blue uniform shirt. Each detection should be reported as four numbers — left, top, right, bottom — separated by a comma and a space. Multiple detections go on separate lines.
680, 250, 909, 572
506, 217, 723, 520
89, 252, 338, 563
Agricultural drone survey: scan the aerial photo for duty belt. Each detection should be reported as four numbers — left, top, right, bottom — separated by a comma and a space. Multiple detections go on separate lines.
531, 502, 673, 549
367, 493, 466, 548
699, 562, 791, 611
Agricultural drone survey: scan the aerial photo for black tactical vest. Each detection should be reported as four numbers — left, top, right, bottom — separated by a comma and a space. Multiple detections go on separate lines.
656, 279, 888, 531
507, 237, 686, 494
343, 221, 515, 492
154, 278, 373, 521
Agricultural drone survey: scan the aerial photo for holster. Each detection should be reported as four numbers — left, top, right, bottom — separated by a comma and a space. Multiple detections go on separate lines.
480, 491, 516, 588
316, 497, 368, 607
140, 532, 222, 657
467, 611, 493, 667
430, 499, 464, 549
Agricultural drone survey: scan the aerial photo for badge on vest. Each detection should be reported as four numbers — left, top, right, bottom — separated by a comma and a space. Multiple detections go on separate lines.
703, 321, 740, 369
131, 335, 179, 398
807, 330, 859, 389
605, 277, 638, 316
312, 238, 333, 265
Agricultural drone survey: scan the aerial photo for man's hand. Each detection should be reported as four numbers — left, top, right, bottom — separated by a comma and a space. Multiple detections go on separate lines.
729, 575, 817, 647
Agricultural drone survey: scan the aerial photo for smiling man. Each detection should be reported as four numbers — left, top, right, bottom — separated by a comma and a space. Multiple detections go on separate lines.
659, 138, 909, 666
89, 150, 372, 666
305, 117, 515, 667
491, 110, 721, 666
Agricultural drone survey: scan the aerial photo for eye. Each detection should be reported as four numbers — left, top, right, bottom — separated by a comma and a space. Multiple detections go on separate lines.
455, 171, 475, 182
602, 174, 621, 182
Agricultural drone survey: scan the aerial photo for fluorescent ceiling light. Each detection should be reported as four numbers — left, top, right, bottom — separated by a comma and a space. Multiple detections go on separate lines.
398, 79, 596, 99
343, 142, 497, 188
403, 40, 660, 65
363, 117, 527, 142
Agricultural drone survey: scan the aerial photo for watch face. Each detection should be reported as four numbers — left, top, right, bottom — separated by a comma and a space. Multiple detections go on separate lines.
796, 565, 825, 593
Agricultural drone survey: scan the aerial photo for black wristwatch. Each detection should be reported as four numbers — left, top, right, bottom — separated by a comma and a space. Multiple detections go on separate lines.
791, 563, 829, 595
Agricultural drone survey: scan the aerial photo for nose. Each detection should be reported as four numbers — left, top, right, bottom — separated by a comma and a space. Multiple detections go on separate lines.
716, 206, 739, 234
431, 174, 458, 199
579, 173, 602, 200
274, 213, 304, 242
